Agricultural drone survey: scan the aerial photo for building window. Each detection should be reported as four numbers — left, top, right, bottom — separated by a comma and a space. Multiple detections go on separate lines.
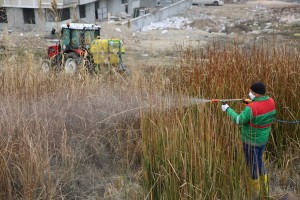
23, 8, 36, 24
46, 8, 70, 22
79, 5, 86, 18
60, 8, 70, 21
95, 1, 99, 19
0, 7, 8, 23
122, 0, 128, 13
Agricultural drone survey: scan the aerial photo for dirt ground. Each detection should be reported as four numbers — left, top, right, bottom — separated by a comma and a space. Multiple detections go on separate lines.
98, 0, 300, 68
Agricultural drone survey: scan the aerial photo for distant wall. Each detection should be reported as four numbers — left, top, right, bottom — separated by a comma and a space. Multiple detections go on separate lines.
6, 8, 24, 30
131, 0, 192, 32
140, 0, 184, 8
83, 3, 96, 23
129, 0, 140, 15
79, 0, 97, 4
107, 0, 126, 16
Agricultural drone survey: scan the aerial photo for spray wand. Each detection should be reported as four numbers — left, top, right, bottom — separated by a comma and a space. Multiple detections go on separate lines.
189, 98, 252, 105
210, 98, 252, 104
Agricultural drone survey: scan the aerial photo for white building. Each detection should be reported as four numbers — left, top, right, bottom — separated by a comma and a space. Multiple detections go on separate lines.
0, 0, 99, 31
0, 0, 185, 32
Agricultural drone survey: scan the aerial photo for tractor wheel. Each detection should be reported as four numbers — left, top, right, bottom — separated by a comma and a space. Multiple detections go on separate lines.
213, 1, 219, 6
64, 53, 79, 74
41, 59, 51, 73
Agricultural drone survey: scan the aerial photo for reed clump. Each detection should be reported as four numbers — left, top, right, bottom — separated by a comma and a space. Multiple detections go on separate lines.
0, 51, 143, 199
140, 42, 300, 199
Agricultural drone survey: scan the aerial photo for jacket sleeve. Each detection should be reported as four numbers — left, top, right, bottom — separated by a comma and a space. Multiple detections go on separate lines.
226, 106, 252, 125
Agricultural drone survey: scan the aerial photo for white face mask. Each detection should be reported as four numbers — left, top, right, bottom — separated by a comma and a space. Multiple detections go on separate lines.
249, 92, 255, 100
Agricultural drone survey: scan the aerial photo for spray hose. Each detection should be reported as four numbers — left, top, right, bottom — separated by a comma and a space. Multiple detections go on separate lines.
274, 119, 300, 124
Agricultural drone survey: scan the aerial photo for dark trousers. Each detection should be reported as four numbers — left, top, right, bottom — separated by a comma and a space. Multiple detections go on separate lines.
243, 143, 266, 179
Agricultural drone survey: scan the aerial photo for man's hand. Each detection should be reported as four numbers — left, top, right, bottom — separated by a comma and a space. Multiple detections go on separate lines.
221, 104, 229, 112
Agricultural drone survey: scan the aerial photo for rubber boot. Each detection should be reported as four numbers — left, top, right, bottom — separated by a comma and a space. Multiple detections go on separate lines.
250, 178, 260, 199
260, 174, 269, 196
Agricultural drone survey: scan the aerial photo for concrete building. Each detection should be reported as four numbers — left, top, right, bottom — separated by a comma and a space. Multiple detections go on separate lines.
0, 0, 99, 31
0, 0, 190, 32
0, 0, 134, 31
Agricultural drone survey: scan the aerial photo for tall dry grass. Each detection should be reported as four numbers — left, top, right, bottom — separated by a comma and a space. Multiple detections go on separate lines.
0, 49, 144, 199
140, 42, 300, 199
0, 33, 299, 200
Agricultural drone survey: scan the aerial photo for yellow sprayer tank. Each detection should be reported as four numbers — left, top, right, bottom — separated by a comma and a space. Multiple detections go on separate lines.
90, 39, 125, 64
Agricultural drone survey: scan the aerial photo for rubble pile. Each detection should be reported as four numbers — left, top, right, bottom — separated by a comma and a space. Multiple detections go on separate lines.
141, 17, 192, 31
181, 4, 300, 35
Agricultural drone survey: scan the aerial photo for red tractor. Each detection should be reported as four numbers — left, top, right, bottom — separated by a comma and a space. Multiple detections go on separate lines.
42, 23, 127, 74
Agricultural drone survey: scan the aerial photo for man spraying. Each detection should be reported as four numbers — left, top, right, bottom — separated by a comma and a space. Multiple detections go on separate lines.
221, 82, 276, 197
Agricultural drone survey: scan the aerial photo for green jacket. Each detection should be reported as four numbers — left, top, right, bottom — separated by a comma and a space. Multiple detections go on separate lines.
226, 96, 276, 146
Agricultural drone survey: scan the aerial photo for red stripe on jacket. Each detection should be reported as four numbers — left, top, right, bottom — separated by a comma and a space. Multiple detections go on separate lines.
249, 123, 272, 128
247, 97, 275, 129
247, 97, 275, 117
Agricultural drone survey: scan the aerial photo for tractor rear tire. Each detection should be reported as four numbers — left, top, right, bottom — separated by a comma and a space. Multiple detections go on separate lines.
41, 59, 51, 73
65, 53, 79, 74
